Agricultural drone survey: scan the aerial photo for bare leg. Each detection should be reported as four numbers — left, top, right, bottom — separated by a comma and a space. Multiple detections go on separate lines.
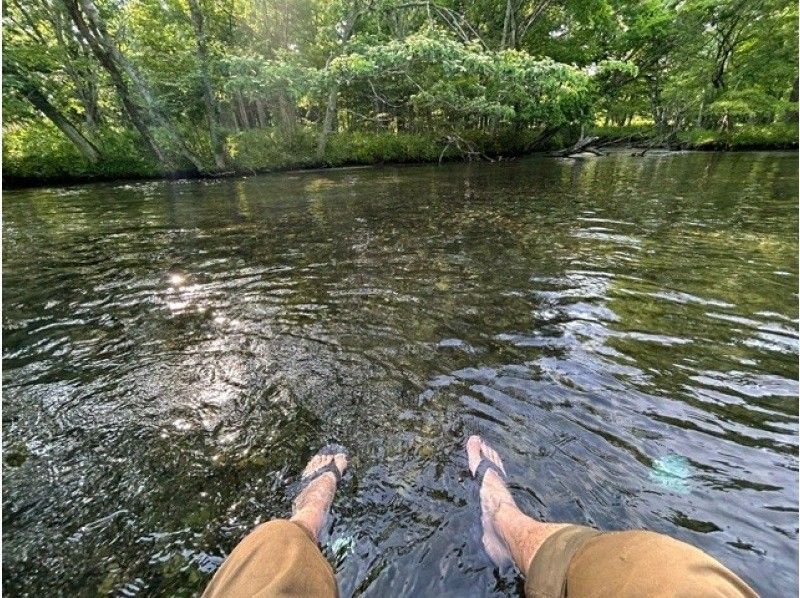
203, 450, 347, 598
290, 451, 348, 540
466, 435, 568, 574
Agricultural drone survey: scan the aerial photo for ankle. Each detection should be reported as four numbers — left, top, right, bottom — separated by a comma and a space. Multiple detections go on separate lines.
290, 509, 321, 540
494, 505, 554, 573
485, 500, 513, 553
493, 500, 523, 538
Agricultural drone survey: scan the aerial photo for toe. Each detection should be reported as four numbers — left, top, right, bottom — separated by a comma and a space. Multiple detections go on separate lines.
302, 453, 332, 476
466, 435, 483, 475
333, 453, 348, 475
480, 442, 506, 476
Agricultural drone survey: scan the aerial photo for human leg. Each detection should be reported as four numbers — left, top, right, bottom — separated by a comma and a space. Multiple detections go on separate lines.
203, 446, 348, 598
466, 435, 756, 598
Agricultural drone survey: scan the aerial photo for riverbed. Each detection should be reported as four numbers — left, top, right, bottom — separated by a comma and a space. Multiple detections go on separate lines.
3, 152, 798, 596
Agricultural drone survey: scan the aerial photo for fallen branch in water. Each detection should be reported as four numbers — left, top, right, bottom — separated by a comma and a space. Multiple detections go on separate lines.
550, 135, 601, 157
439, 134, 495, 164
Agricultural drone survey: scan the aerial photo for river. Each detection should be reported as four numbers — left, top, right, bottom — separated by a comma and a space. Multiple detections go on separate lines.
3, 151, 798, 596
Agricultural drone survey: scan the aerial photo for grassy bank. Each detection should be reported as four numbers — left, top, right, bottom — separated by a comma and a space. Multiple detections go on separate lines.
591, 122, 799, 151
4, 121, 797, 187
3, 123, 579, 187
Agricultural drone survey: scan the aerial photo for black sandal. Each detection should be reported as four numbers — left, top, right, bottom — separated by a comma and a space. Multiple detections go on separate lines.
472, 459, 506, 484
296, 443, 348, 490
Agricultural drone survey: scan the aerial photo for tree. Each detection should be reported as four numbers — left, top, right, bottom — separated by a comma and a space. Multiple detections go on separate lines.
187, 0, 228, 169
5, 62, 101, 162
316, 0, 369, 160
62, 0, 205, 172
3, 0, 798, 179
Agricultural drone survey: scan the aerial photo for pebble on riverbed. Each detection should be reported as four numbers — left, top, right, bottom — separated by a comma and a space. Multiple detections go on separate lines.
5, 444, 29, 467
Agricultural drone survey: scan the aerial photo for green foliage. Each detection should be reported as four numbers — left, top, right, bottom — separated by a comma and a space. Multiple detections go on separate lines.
4, 123, 573, 183
205, 128, 562, 172
591, 121, 799, 150
679, 123, 799, 149
2, 0, 797, 183
328, 32, 593, 131
323, 131, 445, 165
707, 90, 792, 124
590, 123, 656, 142
227, 128, 317, 170
306, 128, 565, 168
224, 55, 317, 101
3, 121, 157, 181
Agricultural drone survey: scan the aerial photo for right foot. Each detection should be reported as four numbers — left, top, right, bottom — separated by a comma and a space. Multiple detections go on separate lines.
466, 435, 516, 566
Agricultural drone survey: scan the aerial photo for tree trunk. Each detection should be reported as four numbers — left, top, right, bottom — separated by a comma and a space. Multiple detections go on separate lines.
187, 0, 227, 169
712, 48, 731, 90
236, 91, 251, 129
49, 4, 101, 132
649, 74, 664, 134
64, 0, 205, 172
276, 94, 296, 133
500, 0, 515, 49
226, 103, 240, 131
316, 86, 338, 160
786, 77, 799, 123
255, 98, 269, 128
82, 73, 101, 130
316, 3, 360, 160
551, 135, 600, 157
516, 0, 552, 47
15, 73, 100, 163
63, 0, 169, 167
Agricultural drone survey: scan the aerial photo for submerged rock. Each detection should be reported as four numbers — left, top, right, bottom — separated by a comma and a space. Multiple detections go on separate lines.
649, 454, 691, 494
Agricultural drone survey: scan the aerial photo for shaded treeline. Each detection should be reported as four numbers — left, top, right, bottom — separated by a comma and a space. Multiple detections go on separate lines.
3, 0, 797, 180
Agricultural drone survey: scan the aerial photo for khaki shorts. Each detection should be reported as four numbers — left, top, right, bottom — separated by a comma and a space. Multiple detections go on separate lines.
203, 519, 756, 598
525, 525, 757, 598
202, 519, 337, 598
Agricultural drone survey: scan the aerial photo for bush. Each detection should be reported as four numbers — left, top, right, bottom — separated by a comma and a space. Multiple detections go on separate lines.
3, 120, 158, 182
6, 122, 567, 184
323, 131, 443, 165
679, 123, 799, 149
7, 119, 794, 186
226, 127, 317, 171
587, 122, 798, 150
460, 128, 570, 154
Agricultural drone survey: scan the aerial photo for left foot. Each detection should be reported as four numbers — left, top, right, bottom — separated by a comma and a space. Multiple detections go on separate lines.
290, 447, 348, 540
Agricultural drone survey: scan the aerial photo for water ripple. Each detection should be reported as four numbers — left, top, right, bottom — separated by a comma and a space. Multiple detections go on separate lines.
3, 152, 797, 596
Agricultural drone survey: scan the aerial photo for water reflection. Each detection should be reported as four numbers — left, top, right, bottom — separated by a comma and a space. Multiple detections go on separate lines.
3, 152, 798, 596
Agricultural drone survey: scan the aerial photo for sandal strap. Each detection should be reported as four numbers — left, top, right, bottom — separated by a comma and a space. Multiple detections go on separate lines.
298, 443, 348, 487
318, 443, 348, 458
301, 461, 342, 485
474, 459, 506, 484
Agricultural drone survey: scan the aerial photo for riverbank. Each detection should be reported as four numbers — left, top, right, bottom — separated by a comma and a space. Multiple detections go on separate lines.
2, 125, 565, 188
3, 122, 797, 188
592, 123, 799, 151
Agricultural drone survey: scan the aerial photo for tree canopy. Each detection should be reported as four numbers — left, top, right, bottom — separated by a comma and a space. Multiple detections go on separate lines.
3, 0, 797, 178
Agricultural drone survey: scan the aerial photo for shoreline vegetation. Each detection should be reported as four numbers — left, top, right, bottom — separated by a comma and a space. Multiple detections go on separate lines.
4, 0, 797, 189
4, 123, 797, 189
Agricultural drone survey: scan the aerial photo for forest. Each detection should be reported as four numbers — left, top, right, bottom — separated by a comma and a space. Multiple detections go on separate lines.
3, 0, 798, 183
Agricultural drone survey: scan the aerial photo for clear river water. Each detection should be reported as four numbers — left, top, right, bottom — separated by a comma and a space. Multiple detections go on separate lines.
3, 151, 798, 597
